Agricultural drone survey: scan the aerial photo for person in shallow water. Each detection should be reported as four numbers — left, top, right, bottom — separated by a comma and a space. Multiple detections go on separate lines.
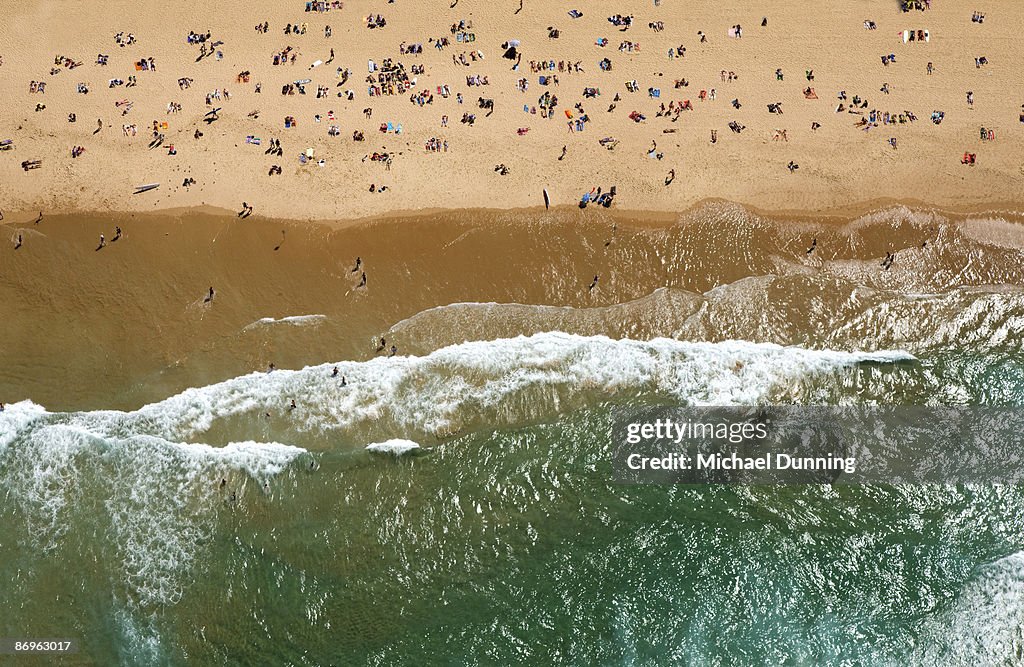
332, 366, 339, 377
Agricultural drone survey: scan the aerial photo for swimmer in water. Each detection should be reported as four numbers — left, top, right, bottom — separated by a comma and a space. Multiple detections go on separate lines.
806, 238, 817, 255
288, 399, 297, 411
588, 275, 599, 291
340, 375, 347, 386
332, 366, 339, 377
351, 256, 361, 273
389, 345, 397, 357
376, 337, 386, 352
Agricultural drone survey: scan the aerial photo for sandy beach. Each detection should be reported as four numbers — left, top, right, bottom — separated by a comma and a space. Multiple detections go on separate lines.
1, 0, 1022, 220
8, 3, 1024, 665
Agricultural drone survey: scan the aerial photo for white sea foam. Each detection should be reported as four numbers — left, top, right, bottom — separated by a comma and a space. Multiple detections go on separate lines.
116, 333, 913, 442
911, 551, 1024, 665
365, 439, 422, 456
0, 413, 307, 608
0, 333, 912, 610
244, 314, 327, 330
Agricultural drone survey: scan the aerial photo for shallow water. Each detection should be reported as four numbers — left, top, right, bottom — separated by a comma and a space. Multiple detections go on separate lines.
3, 204, 1024, 664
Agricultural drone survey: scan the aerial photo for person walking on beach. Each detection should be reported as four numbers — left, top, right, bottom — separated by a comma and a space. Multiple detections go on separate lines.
206, 286, 215, 302
97, 234, 106, 250
14, 233, 22, 250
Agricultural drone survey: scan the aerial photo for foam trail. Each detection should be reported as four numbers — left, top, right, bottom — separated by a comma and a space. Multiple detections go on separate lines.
366, 439, 422, 456
112, 333, 914, 442
243, 314, 327, 330
910, 551, 1024, 665
0, 414, 307, 609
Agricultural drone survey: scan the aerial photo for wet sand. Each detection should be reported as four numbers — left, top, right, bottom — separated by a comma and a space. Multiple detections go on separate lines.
4, 203, 1024, 411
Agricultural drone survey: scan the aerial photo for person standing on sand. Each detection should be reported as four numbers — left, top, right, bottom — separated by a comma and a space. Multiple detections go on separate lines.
206, 286, 215, 302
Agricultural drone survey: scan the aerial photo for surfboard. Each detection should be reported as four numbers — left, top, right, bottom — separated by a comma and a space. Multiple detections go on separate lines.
543, 189, 550, 210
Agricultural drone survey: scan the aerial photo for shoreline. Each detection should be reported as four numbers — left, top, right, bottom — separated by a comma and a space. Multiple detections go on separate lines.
5, 203, 1024, 412
5, 197, 1024, 231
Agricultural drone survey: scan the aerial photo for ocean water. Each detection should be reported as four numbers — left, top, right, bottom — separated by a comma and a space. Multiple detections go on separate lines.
3, 204, 1024, 664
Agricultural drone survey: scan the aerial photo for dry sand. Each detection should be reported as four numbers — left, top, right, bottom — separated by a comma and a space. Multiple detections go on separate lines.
1, 0, 1022, 220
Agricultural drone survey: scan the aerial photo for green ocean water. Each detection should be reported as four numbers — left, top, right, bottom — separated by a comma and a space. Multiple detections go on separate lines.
3, 344, 1024, 666
5, 205, 1024, 665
